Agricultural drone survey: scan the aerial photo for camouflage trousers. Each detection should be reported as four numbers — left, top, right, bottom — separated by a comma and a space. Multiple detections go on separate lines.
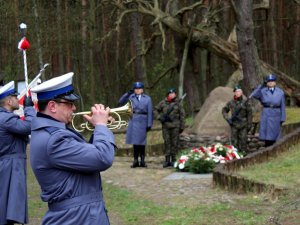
231, 126, 248, 153
162, 126, 180, 156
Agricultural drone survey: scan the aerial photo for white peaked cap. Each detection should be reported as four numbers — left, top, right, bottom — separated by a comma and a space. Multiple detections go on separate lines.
0, 81, 18, 100
31, 72, 79, 101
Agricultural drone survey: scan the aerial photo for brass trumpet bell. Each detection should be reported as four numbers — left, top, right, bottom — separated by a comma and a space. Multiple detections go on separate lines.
71, 101, 133, 132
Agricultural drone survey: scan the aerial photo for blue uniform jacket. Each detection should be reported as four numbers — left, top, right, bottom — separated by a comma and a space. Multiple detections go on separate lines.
119, 92, 153, 145
30, 115, 115, 225
0, 106, 35, 225
251, 85, 286, 141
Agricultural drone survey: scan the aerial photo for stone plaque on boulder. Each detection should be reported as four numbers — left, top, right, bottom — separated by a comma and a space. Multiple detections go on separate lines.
187, 86, 233, 136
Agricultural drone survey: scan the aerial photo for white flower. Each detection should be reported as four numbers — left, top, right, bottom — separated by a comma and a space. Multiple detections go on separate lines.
213, 158, 219, 163
174, 162, 178, 168
178, 163, 185, 170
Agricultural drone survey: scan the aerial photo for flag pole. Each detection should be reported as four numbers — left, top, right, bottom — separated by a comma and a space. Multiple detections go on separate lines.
18, 23, 30, 96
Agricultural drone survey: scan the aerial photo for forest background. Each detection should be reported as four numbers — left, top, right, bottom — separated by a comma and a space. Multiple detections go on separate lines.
1, 0, 300, 115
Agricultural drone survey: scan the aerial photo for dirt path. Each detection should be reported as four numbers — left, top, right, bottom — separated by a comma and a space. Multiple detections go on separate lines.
102, 157, 245, 207
103, 157, 300, 225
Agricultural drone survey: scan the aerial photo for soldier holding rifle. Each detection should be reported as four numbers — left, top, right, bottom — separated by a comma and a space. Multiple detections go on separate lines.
154, 88, 185, 168
30, 72, 115, 225
222, 85, 252, 154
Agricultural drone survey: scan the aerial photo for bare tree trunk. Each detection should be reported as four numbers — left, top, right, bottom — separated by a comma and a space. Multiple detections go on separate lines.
295, 1, 300, 80
130, 3, 146, 83
200, 49, 208, 101
178, 30, 191, 98
232, 0, 261, 95
268, 0, 278, 68
80, 0, 88, 109
88, 0, 96, 103
32, 0, 45, 79
56, 0, 64, 73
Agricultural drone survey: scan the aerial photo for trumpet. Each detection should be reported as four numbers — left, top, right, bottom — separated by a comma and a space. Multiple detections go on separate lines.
71, 101, 133, 132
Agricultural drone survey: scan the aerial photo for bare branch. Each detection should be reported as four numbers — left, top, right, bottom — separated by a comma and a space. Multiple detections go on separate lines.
96, 8, 137, 45
174, 1, 205, 17
126, 32, 161, 67
230, 0, 239, 18
158, 22, 166, 51
166, 0, 176, 15
148, 60, 179, 89
253, 0, 270, 10
144, 32, 161, 55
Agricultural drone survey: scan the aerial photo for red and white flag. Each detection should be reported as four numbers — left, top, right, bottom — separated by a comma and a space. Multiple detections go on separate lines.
18, 37, 30, 50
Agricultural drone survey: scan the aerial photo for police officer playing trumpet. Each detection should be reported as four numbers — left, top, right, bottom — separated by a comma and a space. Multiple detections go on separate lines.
30, 72, 115, 225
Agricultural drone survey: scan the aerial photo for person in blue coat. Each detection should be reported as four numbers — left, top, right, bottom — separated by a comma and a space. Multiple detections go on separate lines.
30, 72, 115, 225
250, 74, 286, 147
119, 81, 153, 168
0, 81, 35, 225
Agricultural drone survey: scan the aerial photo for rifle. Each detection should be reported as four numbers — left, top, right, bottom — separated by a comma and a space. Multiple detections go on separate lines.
160, 93, 186, 123
227, 98, 249, 125
17, 63, 49, 100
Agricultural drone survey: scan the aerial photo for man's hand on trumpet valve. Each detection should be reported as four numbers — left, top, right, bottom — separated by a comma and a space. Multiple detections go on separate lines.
83, 104, 110, 127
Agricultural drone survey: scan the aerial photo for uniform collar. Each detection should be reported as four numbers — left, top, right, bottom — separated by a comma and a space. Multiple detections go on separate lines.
32, 113, 66, 131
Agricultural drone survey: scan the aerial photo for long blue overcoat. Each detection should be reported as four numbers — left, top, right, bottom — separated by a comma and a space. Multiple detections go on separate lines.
30, 115, 115, 225
251, 85, 286, 141
0, 106, 35, 225
119, 92, 153, 145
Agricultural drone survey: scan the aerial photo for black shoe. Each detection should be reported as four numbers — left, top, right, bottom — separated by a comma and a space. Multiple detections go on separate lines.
140, 161, 147, 167
168, 161, 174, 167
163, 155, 171, 168
131, 159, 139, 168
163, 161, 169, 168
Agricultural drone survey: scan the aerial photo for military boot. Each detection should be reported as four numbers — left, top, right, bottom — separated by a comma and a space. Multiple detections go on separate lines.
163, 155, 171, 168
131, 147, 139, 168
140, 148, 147, 167
140, 155, 147, 167
131, 159, 139, 168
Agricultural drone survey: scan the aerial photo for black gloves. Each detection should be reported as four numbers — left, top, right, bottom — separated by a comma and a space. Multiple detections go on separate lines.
127, 89, 134, 95
24, 96, 34, 107
226, 118, 233, 126
146, 127, 151, 132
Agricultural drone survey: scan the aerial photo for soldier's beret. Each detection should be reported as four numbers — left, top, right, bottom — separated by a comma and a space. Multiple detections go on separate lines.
233, 85, 242, 92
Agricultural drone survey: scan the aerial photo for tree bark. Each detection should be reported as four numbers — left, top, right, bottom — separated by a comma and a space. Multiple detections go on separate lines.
130, 3, 147, 83
232, 0, 261, 95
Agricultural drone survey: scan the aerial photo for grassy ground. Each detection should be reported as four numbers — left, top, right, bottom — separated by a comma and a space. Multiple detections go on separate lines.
285, 107, 300, 124
103, 184, 272, 225
103, 184, 300, 225
26, 107, 300, 224
27, 152, 300, 225
237, 144, 300, 189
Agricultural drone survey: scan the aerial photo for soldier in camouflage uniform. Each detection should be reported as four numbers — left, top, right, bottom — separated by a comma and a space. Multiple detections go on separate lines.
154, 88, 185, 168
222, 85, 252, 154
